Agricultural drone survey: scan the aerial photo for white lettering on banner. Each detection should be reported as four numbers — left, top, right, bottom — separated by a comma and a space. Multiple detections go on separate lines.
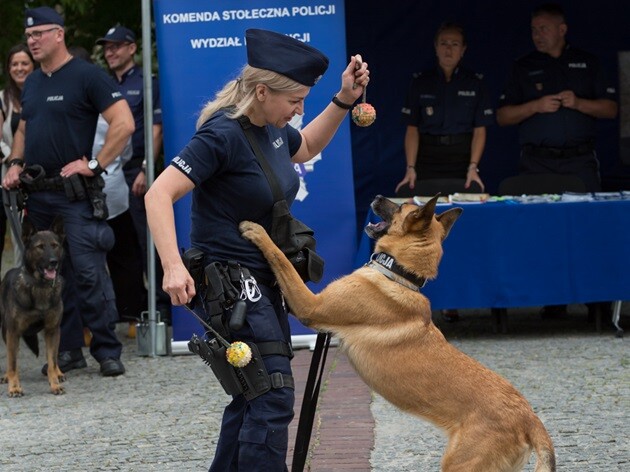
222, 8, 291, 20
190, 37, 243, 49
291, 5, 336, 16
163, 11, 221, 23
162, 6, 336, 24
286, 32, 310, 42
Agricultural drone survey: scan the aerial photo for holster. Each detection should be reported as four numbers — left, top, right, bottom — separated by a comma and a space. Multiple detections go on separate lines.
182, 250, 249, 339
188, 334, 294, 401
82, 175, 108, 220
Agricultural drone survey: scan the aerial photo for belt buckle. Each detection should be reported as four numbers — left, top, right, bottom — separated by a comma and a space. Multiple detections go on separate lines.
438, 135, 449, 145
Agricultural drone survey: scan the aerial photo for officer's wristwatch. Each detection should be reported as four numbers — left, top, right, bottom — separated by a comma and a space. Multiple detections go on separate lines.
87, 158, 105, 176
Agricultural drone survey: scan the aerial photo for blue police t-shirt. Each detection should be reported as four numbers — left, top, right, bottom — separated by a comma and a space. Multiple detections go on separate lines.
171, 109, 302, 275
21, 58, 124, 175
401, 66, 494, 134
117, 65, 162, 158
499, 45, 616, 147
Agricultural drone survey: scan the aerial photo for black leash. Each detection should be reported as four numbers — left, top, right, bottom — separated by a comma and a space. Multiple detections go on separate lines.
2, 187, 25, 257
291, 331, 332, 472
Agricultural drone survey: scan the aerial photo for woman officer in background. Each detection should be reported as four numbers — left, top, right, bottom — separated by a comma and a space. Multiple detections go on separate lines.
396, 22, 493, 196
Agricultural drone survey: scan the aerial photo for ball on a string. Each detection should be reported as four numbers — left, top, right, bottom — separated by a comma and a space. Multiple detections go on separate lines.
226, 341, 252, 367
352, 103, 376, 127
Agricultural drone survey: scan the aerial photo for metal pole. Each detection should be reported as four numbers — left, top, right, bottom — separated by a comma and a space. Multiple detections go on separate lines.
141, 0, 157, 357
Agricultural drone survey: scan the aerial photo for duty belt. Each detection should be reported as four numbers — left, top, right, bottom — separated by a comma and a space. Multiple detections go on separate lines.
421, 133, 472, 146
522, 143, 594, 159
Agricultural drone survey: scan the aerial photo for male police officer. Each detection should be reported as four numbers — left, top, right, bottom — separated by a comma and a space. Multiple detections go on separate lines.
497, 3, 617, 320
96, 26, 170, 321
497, 3, 617, 191
3, 6, 134, 376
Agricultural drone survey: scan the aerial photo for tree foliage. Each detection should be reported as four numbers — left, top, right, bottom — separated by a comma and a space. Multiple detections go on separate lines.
0, 0, 151, 84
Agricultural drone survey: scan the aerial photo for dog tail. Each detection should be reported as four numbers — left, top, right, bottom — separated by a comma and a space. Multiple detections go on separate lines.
23, 334, 40, 357
531, 417, 556, 472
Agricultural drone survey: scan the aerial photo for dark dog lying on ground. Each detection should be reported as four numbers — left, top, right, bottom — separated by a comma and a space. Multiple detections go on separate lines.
1, 216, 65, 397
240, 195, 556, 472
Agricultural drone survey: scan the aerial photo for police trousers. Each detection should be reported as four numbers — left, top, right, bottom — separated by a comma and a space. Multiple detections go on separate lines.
26, 192, 122, 361
208, 283, 294, 472
520, 150, 602, 192
416, 136, 472, 179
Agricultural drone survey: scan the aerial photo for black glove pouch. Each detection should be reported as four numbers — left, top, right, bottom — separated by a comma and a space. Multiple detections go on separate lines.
270, 199, 324, 283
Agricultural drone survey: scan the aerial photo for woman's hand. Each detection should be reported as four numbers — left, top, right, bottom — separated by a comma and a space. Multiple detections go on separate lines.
162, 261, 196, 306
465, 167, 485, 192
335, 54, 370, 105
395, 167, 416, 193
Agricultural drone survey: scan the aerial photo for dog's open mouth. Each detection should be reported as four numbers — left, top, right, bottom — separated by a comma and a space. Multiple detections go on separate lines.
365, 220, 389, 240
364, 195, 401, 240
42, 268, 57, 281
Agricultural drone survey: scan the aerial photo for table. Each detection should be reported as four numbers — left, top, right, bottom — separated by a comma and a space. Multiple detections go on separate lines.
355, 199, 630, 334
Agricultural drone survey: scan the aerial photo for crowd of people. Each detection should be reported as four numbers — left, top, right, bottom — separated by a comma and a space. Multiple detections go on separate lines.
0, 7, 167, 377
0, 2, 621, 470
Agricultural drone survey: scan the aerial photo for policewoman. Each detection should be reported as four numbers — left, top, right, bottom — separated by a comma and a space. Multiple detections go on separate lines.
396, 22, 493, 196
145, 29, 369, 471
3, 7, 134, 376
496, 4, 617, 191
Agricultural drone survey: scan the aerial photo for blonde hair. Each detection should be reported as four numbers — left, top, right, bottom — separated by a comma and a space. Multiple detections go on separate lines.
196, 65, 305, 129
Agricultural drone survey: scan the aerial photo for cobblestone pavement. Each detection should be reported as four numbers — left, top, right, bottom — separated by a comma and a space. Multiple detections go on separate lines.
0, 305, 628, 471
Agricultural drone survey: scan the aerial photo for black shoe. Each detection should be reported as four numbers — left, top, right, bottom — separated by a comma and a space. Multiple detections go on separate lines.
100, 358, 125, 377
540, 304, 568, 319
441, 309, 460, 322
41, 349, 87, 375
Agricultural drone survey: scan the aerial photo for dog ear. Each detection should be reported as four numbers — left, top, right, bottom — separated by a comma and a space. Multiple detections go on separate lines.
436, 207, 463, 240
50, 215, 65, 242
403, 195, 438, 232
421, 194, 440, 216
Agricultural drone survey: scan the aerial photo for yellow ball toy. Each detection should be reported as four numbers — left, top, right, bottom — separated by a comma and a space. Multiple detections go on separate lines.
226, 341, 252, 368
352, 102, 376, 127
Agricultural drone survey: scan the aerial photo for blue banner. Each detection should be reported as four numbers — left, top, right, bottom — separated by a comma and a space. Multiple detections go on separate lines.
152, 0, 355, 344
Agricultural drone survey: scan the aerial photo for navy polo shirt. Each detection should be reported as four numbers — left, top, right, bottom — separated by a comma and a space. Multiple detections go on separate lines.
499, 45, 616, 147
116, 65, 162, 158
21, 58, 124, 175
401, 66, 494, 134
171, 109, 302, 275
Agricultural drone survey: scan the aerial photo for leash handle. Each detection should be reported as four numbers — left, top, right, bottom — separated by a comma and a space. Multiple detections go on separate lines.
291, 332, 332, 472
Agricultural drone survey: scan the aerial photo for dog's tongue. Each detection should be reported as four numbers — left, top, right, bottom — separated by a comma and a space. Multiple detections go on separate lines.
44, 268, 57, 280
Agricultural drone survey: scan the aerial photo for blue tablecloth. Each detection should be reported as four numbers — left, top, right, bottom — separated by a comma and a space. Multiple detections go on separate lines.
355, 199, 630, 309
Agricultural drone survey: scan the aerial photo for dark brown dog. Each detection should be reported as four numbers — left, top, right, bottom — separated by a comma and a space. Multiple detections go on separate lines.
240, 195, 555, 472
1, 216, 65, 397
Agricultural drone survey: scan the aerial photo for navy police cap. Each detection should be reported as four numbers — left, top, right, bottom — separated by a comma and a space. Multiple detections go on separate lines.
246, 29, 329, 87
24, 6, 64, 28
96, 26, 136, 45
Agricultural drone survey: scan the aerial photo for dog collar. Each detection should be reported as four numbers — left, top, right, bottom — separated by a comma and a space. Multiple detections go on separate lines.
367, 252, 427, 292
